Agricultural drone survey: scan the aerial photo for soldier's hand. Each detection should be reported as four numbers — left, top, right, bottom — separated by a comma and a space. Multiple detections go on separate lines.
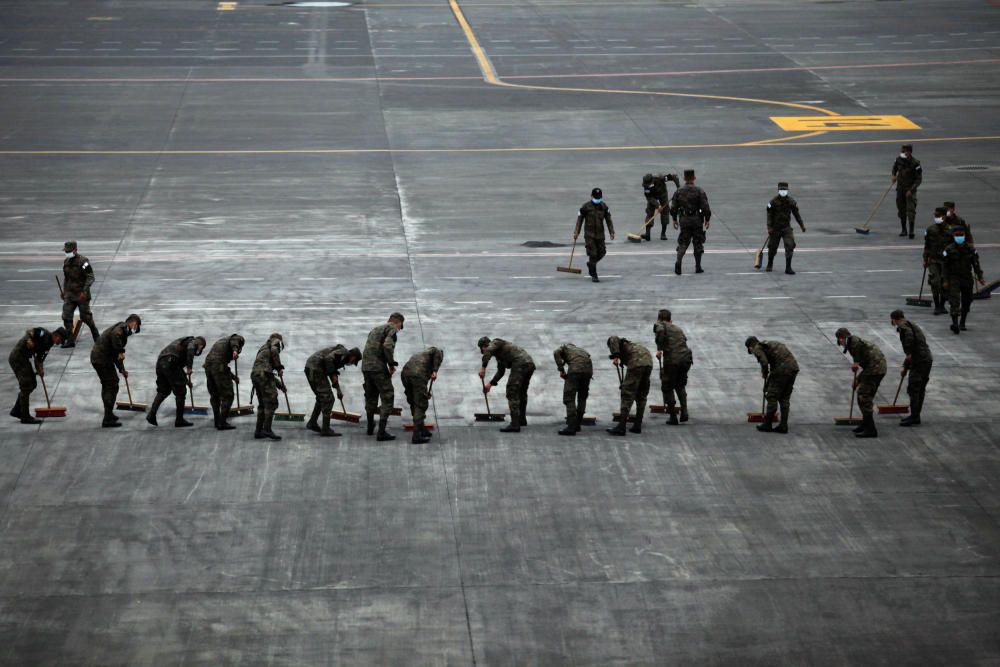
117, 352, 125, 362
853, 379, 859, 390
673, 220, 679, 230
891, 175, 897, 184
389, 366, 397, 376
851, 363, 860, 372
79, 292, 88, 302
612, 358, 621, 367
943, 282, 949, 290
560, 371, 566, 379
483, 383, 492, 394
232, 375, 239, 384
704, 220, 711, 230
121, 369, 129, 378
979, 277, 986, 286
232, 351, 239, 361
37, 367, 44, 378
478, 368, 486, 379
923, 259, 928, 268
431, 371, 437, 381
573, 233, 578, 241
337, 389, 344, 400
610, 232, 615, 241
800, 225, 806, 232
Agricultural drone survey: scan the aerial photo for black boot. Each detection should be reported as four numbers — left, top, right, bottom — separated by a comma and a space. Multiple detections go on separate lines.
660, 225, 668, 241
852, 418, 866, 434
146, 393, 166, 426
217, 418, 236, 431
89, 323, 100, 342
261, 412, 281, 440
607, 412, 627, 436
960, 312, 968, 331
694, 254, 704, 273
10, 398, 23, 420
775, 408, 789, 434
254, 412, 266, 439
174, 395, 193, 428
756, 411, 775, 432
376, 416, 395, 441
674, 259, 682, 275
785, 256, 795, 275
319, 413, 340, 437
765, 251, 775, 272
899, 415, 920, 427
411, 421, 431, 444
102, 409, 121, 428
500, 410, 520, 433
899, 219, 908, 237
61, 339, 76, 349
211, 404, 221, 429
629, 406, 644, 434
642, 229, 651, 242
679, 407, 689, 423
366, 412, 376, 436
666, 409, 679, 426
558, 425, 576, 436
18, 397, 40, 424
855, 413, 878, 438
933, 296, 945, 315
306, 404, 322, 433
591, 264, 600, 283
908, 219, 915, 239
950, 315, 960, 334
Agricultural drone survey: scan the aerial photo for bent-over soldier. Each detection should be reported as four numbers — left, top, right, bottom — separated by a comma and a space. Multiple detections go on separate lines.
305, 344, 361, 438
642, 172, 679, 241
890, 310, 932, 427
655, 309, 693, 425
363, 313, 405, 441
8, 326, 66, 424
204, 333, 245, 431
90, 314, 141, 428
553, 343, 593, 436
606, 336, 653, 436
402, 346, 443, 444
147, 336, 206, 428
251, 332, 285, 441
745, 337, 798, 434
479, 337, 536, 433
836, 327, 887, 439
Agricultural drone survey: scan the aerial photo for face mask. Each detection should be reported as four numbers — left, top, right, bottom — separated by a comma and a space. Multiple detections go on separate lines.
592, 198, 602, 205
64, 252, 75, 258
899, 152, 907, 159
778, 190, 788, 197
955, 236, 966, 245
933, 217, 943, 224
128, 326, 137, 334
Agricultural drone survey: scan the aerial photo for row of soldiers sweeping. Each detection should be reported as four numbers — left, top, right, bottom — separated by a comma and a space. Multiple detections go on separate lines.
9, 308, 934, 441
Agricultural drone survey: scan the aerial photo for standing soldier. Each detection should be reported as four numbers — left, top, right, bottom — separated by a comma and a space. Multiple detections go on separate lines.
8, 326, 67, 424
204, 334, 245, 431
765, 181, 807, 275
641, 172, 680, 241
670, 169, 711, 275
654, 309, 693, 425
923, 207, 952, 315
479, 337, 536, 433
941, 225, 986, 334
251, 332, 285, 441
363, 313, 404, 441
744, 337, 799, 434
606, 336, 653, 436
401, 346, 443, 444
890, 310, 932, 427
574, 187, 615, 282
305, 345, 361, 438
90, 314, 141, 428
553, 343, 593, 436
943, 201, 973, 244
891, 144, 922, 238
146, 336, 207, 428
835, 328, 887, 439
61, 241, 100, 347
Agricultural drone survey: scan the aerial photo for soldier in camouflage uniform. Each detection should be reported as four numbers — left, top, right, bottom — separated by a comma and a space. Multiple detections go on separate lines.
479, 337, 536, 433
574, 187, 615, 282
891, 144, 922, 238
765, 182, 807, 275
641, 173, 680, 241
923, 207, 953, 315
606, 335, 653, 436
890, 310, 932, 427
61, 241, 100, 347
363, 313, 404, 441
943, 201, 973, 244
8, 326, 66, 424
305, 345, 361, 438
836, 327, 887, 439
744, 336, 798, 434
146, 336, 206, 428
655, 309, 693, 425
90, 314, 141, 428
251, 332, 285, 441
553, 343, 593, 436
941, 225, 985, 334
669, 169, 711, 275
402, 346, 443, 444
203, 333, 245, 431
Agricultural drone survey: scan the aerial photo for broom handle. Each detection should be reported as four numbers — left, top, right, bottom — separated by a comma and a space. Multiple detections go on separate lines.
124, 371, 135, 406
40, 372, 53, 409
892, 368, 907, 405
427, 378, 434, 399
862, 183, 893, 230
567, 237, 578, 269
280, 374, 293, 414
480, 376, 492, 417
234, 358, 242, 405
615, 363, 624, 388
339, 396, 349, 416
848, 369, 858, 419
916, 265, 927, 300
188, 377, 195, 408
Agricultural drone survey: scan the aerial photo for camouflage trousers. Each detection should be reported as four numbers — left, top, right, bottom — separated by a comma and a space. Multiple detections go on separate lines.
90, 354, 120, 414
62, 295, 98, 341
363, 369, 394, 421
8, 353, 36, 417
306, 368, 335, 414
767, 226, 796, 257
676, 221, 705, 260
927, 260, 944, 301
947, 278, 974, 316
856, 372, 885, 417
620, 365, 652, 419
205, 363, 236, 418
505, 362, 535, 419
765, 371, 797, 417
895, 189, 917, 232
660, 360, 691, 411
402, 371, 431, 425
562, 372, 592, 427
584, 237, 607, 263
906, 359, 932, 418
645, 195, 669, 237
154, 357, 187, 401
251, 370, 279, 417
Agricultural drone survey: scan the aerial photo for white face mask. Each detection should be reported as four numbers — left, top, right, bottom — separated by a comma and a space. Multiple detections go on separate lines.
934, 217, 943, 224
899, 152, 907, 159
128, 326, 137, 334
778, 190, 788, 197
64, 251, 75, 258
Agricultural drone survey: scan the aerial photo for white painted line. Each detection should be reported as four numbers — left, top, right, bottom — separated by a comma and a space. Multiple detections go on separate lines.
7, 279, 44, 282
440, 276, 479, 280
800, 271, 833, 274
153, 278, 187, 281
611, 299, 642, 302
752, 296, 791, 300
511, 276, 550, 279
363, 277, 408, 280
865, 269, 904, 273
530, 300, 568, 303
825, 295, 867, 299
223, 277, 262, 281
454, 301, 491, 304
726, 272, 763, 276
677, 297, 717, 301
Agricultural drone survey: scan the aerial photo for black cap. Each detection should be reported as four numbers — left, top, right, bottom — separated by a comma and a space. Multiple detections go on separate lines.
193, 336, 207, 349
643, 173, 653, 184
658, 309, 671, 321
683, 169, 695, 180
943, 201, 956, 209
952, 225, 967, 235
477, 336, 490, 349
901, 144, 913, 152
51, 326, 69, 341
230, 333, 245, 350
389, 312, 405, 329
890, 309, 905, 321
744, 336, 759, 348
591, 187, 603, 199
835, 327, 850, 340
347, 347, 362, 363
127, 314, 142, 333
934, 206, 947, 216
778, 182, 789, 189
63, 241, 77, 252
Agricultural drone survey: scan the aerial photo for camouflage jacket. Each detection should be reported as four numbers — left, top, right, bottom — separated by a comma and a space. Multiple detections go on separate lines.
306, 344, 352, 377
654, 322, 693, 366
157, 336, 201, 369
643, 173, 676, 202
942, 243, 984, 283
574, 201, 614, 240
896, 319, 932, 366
362, 324, 398, 372
402, 347, 444, 380
553, 343, 593, 375
252, 336, 284, 375
482, 339, 534, 385
63, 254, 95, 294
670, 184, 711, 224
607, 336, 653, 369
845, 335, 887, 380
945, 213, 973, 244
11, 328, 55, 365
766, 195, 803, 230
93, 321, 131, 371
923, 222, 952, 262
892, 156, 922, 191
204, 334, 244, 371
752, 340, 799, 377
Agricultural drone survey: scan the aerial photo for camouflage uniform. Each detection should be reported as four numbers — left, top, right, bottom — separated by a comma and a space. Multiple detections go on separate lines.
204, 334, 245, 426
401, 347, 443, 432
575, 201, 614, 279
8, 328, 54, 421
251, 334, 284, 436
148, 337, 203, 425
655, 321, 693, 420
642, 173, 677, 240
941, 241, 984, 329
62, 250, 99, 342
363, 323, 399, 434
766, 194, 804, 271
670, 182, 711, 272
608, 336, 653, 433
553, 343, 593, 431
844, 335, 887, 417
892, 153, 922, 236
482, 339, 536, 426
923, 220, 952, 313
751, 340, 799, 424
90, 321, 132, 423
896, 318, 932, 420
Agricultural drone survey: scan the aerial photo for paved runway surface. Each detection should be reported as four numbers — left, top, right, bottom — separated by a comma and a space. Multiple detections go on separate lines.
2, 0, 1000, 664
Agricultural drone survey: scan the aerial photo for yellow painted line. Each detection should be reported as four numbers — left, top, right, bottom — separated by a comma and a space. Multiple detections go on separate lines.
448, 0, 499, 84
742, 131, 829, 146
217, 1, 237, 10
771, 115, 921, 131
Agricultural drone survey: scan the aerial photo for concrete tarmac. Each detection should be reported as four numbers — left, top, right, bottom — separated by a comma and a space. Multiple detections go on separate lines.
1, 0, 999, 664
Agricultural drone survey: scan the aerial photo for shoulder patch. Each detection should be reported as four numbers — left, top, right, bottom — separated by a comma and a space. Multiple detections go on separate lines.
766, 203, 772, 209
82, 262, 90, 269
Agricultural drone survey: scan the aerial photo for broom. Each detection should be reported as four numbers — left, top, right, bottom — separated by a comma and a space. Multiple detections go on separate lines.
627, 206, 663, 243
611, 363, 638, 423
905, 266, 932, 307
747, 379, 771, 423
878, 369, 909, 415
650, 356, 671, 414
556, 237, 583, 274
474, 376, 505, 422
331, 395, 361, 423
230, 358, 254, 416
834, 369, 863, 425
184, 377, 210, 416
116, 366, 147, 411
973, 277, 999, 300
404, 378, 436, 432
753, 237, 768, 270
274, 375, 305, 421
34, 373, 66, 418
855, 183, 893, 235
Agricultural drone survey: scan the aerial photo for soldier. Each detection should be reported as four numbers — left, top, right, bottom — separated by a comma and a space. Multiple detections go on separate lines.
654, 309, 693, 425
941, 225, 986, 334
305, 344, 361, 438
401, 346, 443, 444
923, 207, 952, 315
363, 313, 404, 441
835, 327, 886, 439
8, 326, 67, 424
203, 333, 245, 431
641, 172, 680, 241
606, 335, 653, 436
574, 187, 615, 282
765, 181, 806, 275
744, 337, 798, 434
670, 169, 711, 275
553, 343, 593, 436
890, 310, 932, 427
479, 336, 536, 433
60, 241, 100, 347
146, 336, 207, 428
90, 314, 141, 428
891, 144, 922, 238
943, 201, 973, 244
251, 332, 285, 441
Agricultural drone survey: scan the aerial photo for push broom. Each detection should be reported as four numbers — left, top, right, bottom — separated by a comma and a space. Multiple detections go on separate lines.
404, 378, 436, 432
34, 374, 66, 418
855, 183, 893, 235
474, 376, 505, 422
973, 277, 999, 300
230, 358, 254, 416
274, 375, 305, 421
878, 369, 909, 415
753, 238, 768, 270
611, 364, 638, 423
650, 357, 673, 414
116, 365, 148, 412
834, 369, 863, 426
746, 380, 776, 423
556, 237, 583, 275
626, 207, 663, 243
184, 378, 210, 416
331, 395, 361, 424
905, 266, 932, 307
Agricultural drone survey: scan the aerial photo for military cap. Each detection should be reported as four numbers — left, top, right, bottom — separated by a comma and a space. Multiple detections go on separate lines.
951, 225, 967, 235
834, 327, 850, 340
230, 333, 245, 348
606, 335, 622, 358
778, 181, 789, 189
683, 169, 695, 180
901, 144, 913, 152
51, 326, 69, 341
389, 312, 405, 329
943, 201, 956, 209
934, 206, 947, 216
477, 336, 491, 349
591, 187, 603, 199
643, 173, 654, 184
127, 314, 142, 332
63, 241, 77, 252
744, 336, 759, 348
657, 308, 671, 321
193, 336, 207, 349
890, 309, 905, 321
347, 346, 362, 359
269, 332, 283, 341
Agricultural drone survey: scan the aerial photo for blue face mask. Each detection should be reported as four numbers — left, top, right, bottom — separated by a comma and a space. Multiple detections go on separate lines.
955, 236, 966, 245
592, 198, 602, 205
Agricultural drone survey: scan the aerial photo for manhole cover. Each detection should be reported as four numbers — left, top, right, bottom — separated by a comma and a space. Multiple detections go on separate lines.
942, 164, 1000, 172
